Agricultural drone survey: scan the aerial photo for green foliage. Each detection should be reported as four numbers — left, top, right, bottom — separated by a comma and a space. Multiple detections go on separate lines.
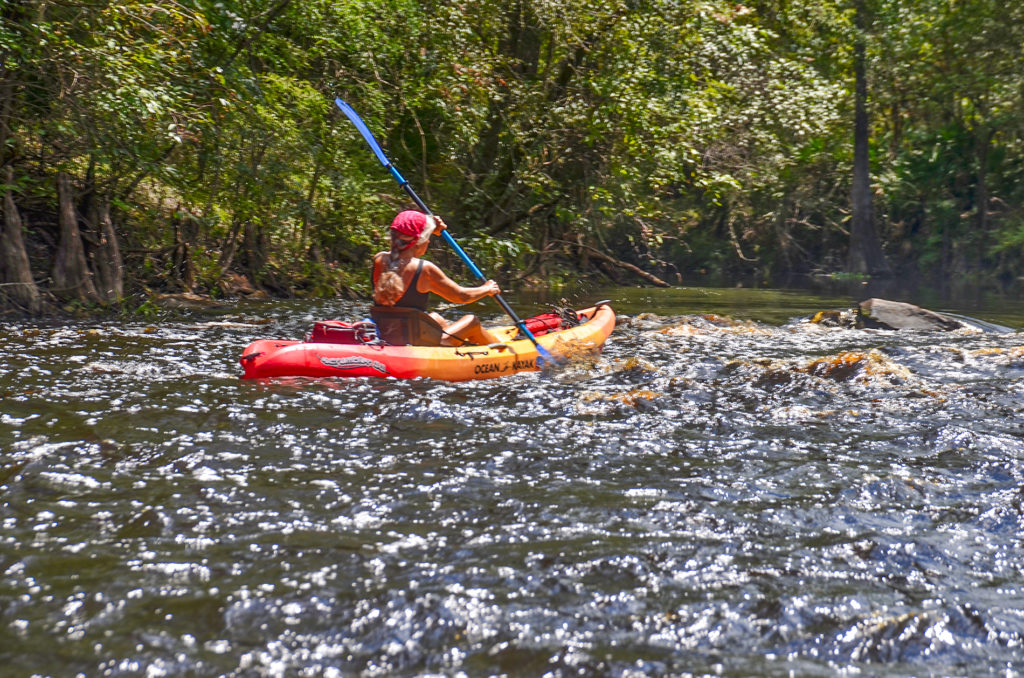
3, 0, 1024, 302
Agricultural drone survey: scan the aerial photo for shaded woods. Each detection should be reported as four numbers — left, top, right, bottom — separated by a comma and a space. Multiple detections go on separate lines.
2, 0, 1023, 314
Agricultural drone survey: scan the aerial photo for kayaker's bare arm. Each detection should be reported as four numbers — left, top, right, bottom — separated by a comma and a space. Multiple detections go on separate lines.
418, 261, 500, 304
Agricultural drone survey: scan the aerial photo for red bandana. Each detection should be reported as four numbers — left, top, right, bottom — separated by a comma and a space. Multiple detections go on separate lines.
390, 211, 432, 248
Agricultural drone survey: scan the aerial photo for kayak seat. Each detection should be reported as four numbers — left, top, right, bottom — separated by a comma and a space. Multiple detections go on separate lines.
370, 306, 446, 346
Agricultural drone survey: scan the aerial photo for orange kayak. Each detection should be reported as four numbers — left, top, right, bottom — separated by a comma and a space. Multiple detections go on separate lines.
239, 303, 615, 381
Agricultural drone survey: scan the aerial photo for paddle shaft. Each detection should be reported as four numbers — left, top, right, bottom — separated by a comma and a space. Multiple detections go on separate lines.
334, 97, 549, 354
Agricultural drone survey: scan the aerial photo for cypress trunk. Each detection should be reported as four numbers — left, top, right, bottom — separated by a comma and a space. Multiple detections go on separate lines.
51, 172, 100, 304
86, 195, 124, 302
1, 173, 43, 313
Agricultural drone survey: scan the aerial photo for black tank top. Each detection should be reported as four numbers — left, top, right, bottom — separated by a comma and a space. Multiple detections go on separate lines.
378, 258, 429, 311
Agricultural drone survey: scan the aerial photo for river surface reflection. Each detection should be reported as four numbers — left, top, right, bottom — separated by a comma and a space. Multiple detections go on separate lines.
2, 285, 1024, 676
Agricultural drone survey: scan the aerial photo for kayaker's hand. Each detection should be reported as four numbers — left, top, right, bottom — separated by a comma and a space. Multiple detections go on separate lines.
431, 216, 448, 235
480, 280, 501, 297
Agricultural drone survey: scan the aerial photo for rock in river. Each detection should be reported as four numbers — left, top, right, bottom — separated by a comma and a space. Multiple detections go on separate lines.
858, 298, 965, 331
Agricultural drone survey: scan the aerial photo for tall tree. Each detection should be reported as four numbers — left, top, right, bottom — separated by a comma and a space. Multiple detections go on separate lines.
847, 0, 890, 275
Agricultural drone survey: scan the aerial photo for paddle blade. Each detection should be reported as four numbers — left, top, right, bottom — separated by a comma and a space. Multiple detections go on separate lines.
335, 98, 391, 168
535, 344, 557, 367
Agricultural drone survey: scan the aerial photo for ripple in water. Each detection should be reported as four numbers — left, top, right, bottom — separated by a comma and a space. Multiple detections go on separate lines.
2, 298, 1024, 675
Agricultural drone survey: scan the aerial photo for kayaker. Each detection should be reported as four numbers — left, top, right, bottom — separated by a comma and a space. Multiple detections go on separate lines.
371, 210, 502, 346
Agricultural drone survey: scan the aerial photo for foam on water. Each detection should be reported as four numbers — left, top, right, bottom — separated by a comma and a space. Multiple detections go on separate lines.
2, 293, 1024, 675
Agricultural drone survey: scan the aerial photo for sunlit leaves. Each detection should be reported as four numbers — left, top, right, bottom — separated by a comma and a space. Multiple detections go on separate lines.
5, 0, 1024, 294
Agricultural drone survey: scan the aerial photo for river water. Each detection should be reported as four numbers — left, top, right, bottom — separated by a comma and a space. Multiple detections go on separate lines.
3, 285, 1024, 676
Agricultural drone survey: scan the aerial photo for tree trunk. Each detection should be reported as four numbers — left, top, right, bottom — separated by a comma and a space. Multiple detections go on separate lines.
172, 209, 198, 293
466, 0, 541, 228
847, 0, 890, 276
1, 173, 43, 313
51, 172, 100, 303
241, 221, 266, 281
86, 194, 124, 302
218, 217, 244, 275
299, 159, 322, 251
974, 128, 991, 270
1, 70, 13, 169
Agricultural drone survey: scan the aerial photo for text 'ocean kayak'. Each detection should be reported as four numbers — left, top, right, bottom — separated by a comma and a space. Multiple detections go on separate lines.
239, 303, 615, 381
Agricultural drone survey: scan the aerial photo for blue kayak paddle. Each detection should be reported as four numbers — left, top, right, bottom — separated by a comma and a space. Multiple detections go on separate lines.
334, 96, 555, 365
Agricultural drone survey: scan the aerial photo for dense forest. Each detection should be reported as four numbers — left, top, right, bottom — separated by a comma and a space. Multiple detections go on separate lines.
2, 0, 1023, 314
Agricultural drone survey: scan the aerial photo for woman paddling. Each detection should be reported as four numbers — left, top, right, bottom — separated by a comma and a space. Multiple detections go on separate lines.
371, 210, 502, 346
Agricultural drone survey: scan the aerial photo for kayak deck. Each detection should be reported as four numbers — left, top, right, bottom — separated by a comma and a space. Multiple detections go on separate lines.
240, 303, 615, 381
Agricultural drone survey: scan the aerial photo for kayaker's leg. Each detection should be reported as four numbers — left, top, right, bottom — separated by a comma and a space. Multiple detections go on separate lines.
440, 314, 500, 346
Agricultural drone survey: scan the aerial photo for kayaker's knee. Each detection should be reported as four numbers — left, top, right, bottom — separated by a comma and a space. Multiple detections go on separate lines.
441, 314, 495, 346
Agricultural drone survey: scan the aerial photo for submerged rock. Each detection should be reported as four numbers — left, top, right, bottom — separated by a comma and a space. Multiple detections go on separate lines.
152, 292, 229, 310
803, 349, 912, 383
858, 298, 964, 331
809, 298, 1014, 332
809, 309, 859, 328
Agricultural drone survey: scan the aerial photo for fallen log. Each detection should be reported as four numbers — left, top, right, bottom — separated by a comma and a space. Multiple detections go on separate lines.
572, 242, 671, 287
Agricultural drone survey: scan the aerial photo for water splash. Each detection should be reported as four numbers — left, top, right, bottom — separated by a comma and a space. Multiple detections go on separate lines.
2, 296, 1024, 675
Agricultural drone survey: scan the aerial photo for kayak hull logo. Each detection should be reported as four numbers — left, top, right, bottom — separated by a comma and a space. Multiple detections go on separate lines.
319, 355, 389, 375
473, 358, 535, 375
